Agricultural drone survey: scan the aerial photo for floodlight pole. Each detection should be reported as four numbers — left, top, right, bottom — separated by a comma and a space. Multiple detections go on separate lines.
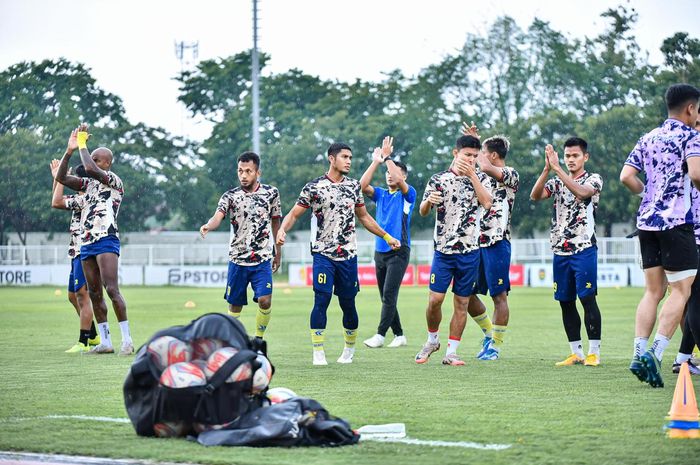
251, 0, 261, 156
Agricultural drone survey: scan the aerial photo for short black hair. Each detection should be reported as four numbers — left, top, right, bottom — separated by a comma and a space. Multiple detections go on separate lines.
327, 142, 352, 157
563, 137, 588, 153
483, 135, 510, 159
392, 160, 408, 175
75, 164, 87, 178
455, 135, 481, 150
665, 84, 700, 112
238, 151, 260, 168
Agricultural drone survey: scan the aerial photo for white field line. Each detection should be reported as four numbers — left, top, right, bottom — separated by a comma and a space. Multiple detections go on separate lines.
1, 415, 512, 450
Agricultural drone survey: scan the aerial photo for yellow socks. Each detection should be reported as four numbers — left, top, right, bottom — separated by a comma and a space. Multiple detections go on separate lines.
228, 310, 241, 319
255, 308, 271, 338
492, 325, 507, 347
343, 328, 358, 349
311, 329, 325, 351
473, 312, 493, 338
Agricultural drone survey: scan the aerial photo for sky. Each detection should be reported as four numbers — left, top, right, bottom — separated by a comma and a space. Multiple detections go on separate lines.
1, 0, 699, 141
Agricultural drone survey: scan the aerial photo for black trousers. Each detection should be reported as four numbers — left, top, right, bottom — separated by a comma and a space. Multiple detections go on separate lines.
374, 246, 410, 337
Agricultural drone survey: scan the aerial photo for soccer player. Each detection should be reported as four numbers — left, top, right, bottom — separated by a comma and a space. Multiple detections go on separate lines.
199, 151, 282, 339
672, 117, 700, 375
55, 124, 132, 356
49, 159, 99, 353
359, 136, 416, 349
415, 135, 493, 366
530, 138, 603, 367
467, 133, 519, 361
620, 84, 700, 387
276, 142, 401, 365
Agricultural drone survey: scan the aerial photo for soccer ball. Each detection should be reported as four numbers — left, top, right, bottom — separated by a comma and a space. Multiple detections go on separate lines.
204, 347, 252, 383
153, 420, 189, 438
266, 387, 296, 404
251, 355, 273, 393
159, 362, 207, 388
191, 338, 224, 360
148, 336, 192, 371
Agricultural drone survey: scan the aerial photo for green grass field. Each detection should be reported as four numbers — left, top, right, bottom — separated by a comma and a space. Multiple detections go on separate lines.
1, 285, 699, 464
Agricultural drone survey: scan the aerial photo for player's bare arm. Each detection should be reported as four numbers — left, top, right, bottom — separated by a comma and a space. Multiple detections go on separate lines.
547, 145, 595, 200
359, 147, 383, 197
619, 164, 644, 195
50, 159, 69, 210
355, 205, 401, 250
382, 136, 410, 195
477, 150, 503, 181
276, 204, 308, 246
55, 128, 85, 191
530, 147, 552, 201
271, 216, 282, 273
419, 190, 442, 216
687, 157, 700, 190
199, 211, 225, 238
76, 123, 110, 185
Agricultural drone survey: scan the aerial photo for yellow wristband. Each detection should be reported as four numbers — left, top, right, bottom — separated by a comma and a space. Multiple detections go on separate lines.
76, 131, 89, 149
382, 233, 393, 243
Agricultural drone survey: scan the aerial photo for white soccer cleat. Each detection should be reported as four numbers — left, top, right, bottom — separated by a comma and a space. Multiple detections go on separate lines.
118, 341, 135, 356
83, 343, 115, 355
312, 350, 328, 366
387, 335, 407, 348
363, 334, 385, 348
337, 348, 354, 364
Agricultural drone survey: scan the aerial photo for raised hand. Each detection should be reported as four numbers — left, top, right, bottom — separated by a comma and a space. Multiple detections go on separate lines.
380, 136, 394, 161
545, 144, 561, 173
371, 147, 384, 164
50, 159, 60, 178
461, 121, 480, 139
66, 129, 78, 153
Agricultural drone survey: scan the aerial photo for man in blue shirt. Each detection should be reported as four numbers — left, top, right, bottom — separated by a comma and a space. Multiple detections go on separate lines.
360, 136, 417, 348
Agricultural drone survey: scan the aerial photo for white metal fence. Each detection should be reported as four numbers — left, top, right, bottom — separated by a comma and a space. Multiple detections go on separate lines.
0, 237, 640, 267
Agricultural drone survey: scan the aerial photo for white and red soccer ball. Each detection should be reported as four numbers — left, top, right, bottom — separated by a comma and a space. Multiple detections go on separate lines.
266, 387, 297, 404
191, 338, 224, 360
204, 347, 253, 383
159, 361, 207, 388
148, 336, 192, 371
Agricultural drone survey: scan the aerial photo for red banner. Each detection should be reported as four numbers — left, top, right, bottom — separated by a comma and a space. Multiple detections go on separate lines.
509, 264, 525, 286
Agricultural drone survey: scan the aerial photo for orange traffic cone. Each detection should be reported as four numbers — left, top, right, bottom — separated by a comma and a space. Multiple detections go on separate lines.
666, 362, 700, 439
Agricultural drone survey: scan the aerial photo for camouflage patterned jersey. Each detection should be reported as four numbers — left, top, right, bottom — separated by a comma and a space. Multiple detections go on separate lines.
64, 194, 86, 258
422, 169, 488, 254
544, 172, 603, 255
296, 175, 364, 261
479, 166, 519, 247
77, 172, 123, 246
216, 183, 282, 266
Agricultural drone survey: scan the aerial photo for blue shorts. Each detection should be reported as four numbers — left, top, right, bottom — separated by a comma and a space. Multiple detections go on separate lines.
68, 256, 87, 293
80, 235, 120, 260
312, 254, 359, 297
429, 249, 480, 297
476, 240, 511, 296
224, 260, 273, 306
553, 246, 598, 301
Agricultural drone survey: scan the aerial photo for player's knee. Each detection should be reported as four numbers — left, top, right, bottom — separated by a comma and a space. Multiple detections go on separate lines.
427, 293, 445, 310
312, 292, 332, 312
579, 294, 597, 306
68, 292, 78, 306
258, 296, 272, 310
104, 283, 121, 300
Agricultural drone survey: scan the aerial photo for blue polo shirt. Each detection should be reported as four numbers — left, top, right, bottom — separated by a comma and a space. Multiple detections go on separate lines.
371, 185, 416, 253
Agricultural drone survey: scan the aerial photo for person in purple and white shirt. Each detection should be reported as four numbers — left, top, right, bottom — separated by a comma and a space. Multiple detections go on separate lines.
620, 83, 700, 388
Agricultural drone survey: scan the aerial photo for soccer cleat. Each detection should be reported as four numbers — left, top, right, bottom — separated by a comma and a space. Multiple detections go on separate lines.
584, 354, 600, 366
640, 350, 664, 388
312, 350, 328, 366
441, 353, 465, 366
83, 343, 115, 355
65, 342, 89, 353
87, 335, 101, 347
672, 360, 700, 375
476, 336, 493, 358
118, 341, 135, 356
629, 356, 647, 382
387, 335, 407, 348
555, 354, 584, 366
337, 348, 354, 364
415, 342, 440, 364
477, 346, 500, 361
363, 334, 385, 348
